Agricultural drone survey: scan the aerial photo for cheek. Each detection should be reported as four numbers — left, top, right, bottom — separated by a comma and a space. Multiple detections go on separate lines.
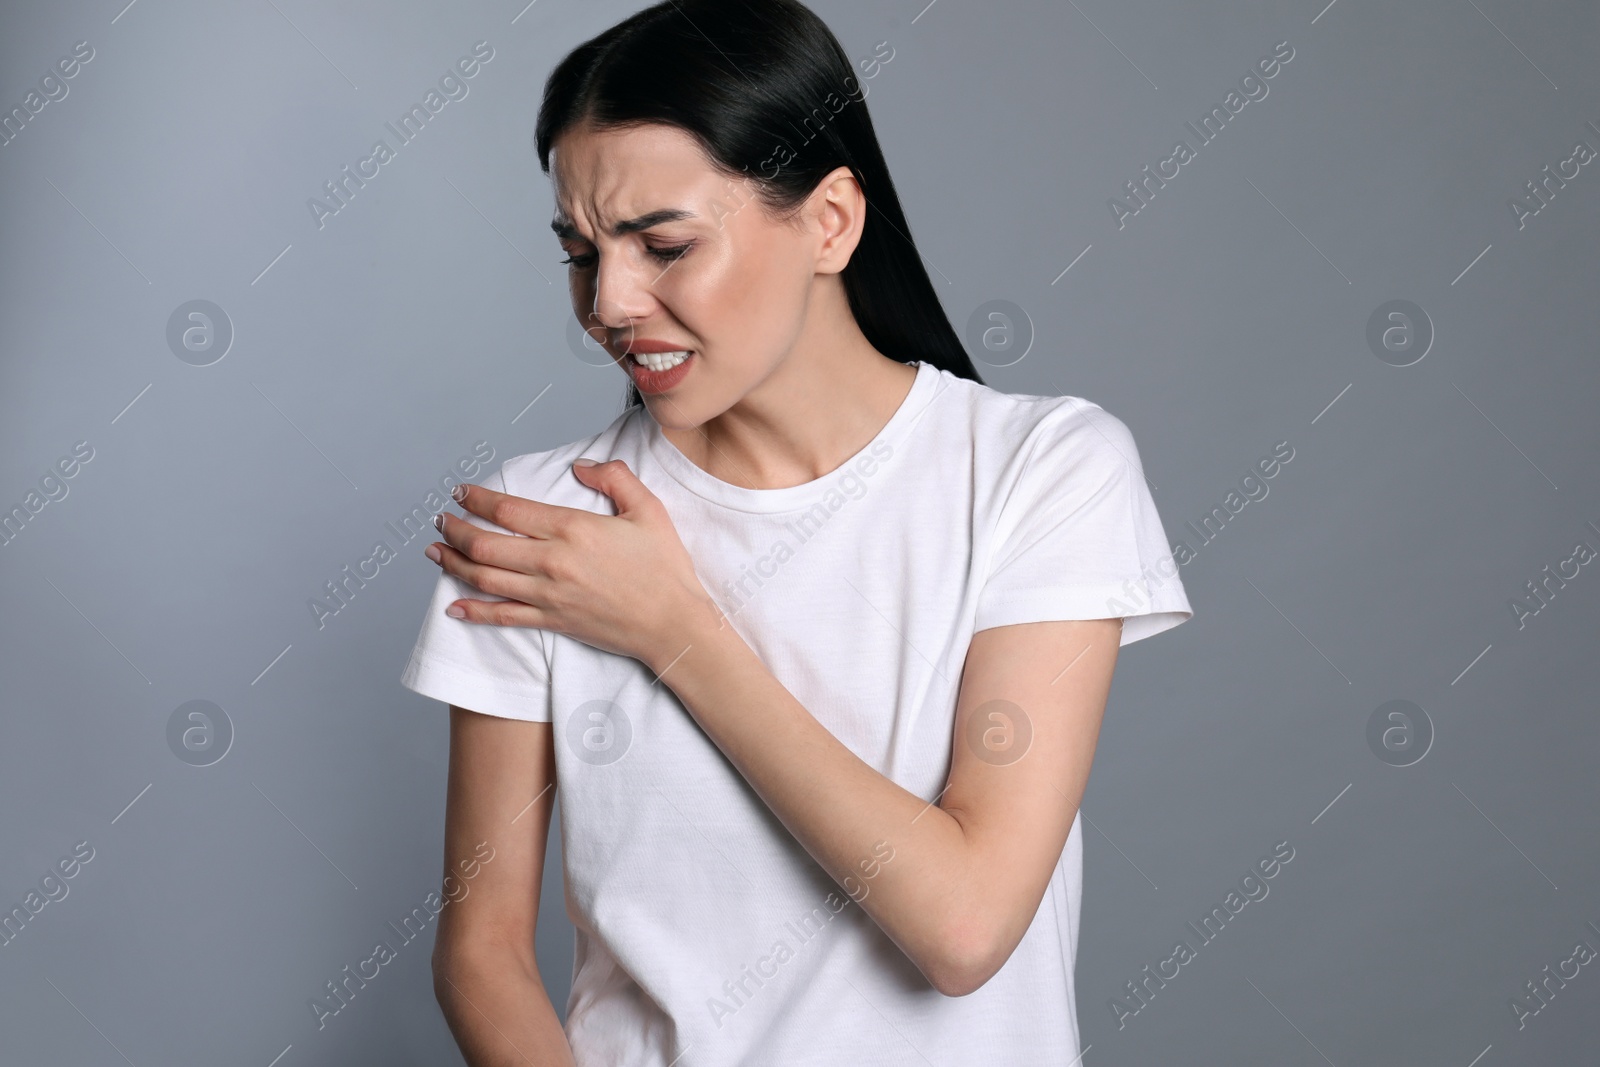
671, 234, 807, 350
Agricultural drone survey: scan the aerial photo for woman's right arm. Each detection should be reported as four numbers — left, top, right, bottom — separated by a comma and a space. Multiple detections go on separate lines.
432, 704, 574, 1067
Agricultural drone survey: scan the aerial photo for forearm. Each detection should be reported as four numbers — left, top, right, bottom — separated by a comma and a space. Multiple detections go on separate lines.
651, 610, 985, 991
434, 947, 575, 1067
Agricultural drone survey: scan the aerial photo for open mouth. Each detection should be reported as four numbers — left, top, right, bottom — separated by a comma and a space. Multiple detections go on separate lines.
627, 350, 691, 372
625, 350, 695, 393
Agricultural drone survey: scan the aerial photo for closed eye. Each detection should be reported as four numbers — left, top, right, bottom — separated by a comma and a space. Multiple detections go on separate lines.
646, 243, 692, 263
560, 243, 692, 269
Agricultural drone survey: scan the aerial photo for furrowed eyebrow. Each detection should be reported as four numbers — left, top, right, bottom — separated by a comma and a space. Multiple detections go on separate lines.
550, 208, 697, 241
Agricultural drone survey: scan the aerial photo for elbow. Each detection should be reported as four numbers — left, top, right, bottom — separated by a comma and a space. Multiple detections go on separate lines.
925, 917, 1008, 998
431, 940, 467, 1008
431, 925, 537, 1003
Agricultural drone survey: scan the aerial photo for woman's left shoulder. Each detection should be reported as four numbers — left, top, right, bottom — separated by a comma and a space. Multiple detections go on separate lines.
963, 380, 1147, 480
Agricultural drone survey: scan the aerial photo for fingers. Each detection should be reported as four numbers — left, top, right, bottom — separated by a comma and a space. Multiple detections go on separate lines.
431, 539, 551, 627
446, 594, 548, 627
452, 480, 570, 539
431, 530, 536, 596
570, 458, 662, 518
436, 508, 559, 574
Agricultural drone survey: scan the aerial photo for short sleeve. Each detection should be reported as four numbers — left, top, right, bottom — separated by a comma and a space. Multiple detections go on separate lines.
974, 400, 1193, 646
398, 466, 553, 722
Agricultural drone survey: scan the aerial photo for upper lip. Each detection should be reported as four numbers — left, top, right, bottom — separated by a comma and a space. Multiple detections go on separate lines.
623, 340, 693, 355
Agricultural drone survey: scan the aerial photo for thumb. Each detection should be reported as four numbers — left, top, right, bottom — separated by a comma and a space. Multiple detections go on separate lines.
572, 458, 659, 517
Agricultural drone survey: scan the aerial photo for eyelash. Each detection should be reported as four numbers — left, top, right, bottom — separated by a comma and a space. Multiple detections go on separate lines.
561, 244, 692, 269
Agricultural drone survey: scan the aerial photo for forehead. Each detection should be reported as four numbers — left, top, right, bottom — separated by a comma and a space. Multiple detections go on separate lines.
551, 122, 724, 233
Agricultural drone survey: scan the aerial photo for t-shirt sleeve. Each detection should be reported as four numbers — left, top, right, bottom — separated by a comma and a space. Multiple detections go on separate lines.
973, 399, 1193, 647
398, 465, 553, 722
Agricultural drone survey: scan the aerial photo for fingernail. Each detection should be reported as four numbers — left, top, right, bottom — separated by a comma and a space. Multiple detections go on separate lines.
445, 604, 466, 618
433, 512, 445, 532
450, 483, 468, 501
425, 544, 442, 563
574, 457, 600, 467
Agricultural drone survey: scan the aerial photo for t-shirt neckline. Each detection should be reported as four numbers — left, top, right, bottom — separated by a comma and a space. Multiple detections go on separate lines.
642, 360, 941, 514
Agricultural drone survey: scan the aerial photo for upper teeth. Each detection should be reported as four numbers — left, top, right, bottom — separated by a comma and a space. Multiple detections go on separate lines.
633, 350, 690, 371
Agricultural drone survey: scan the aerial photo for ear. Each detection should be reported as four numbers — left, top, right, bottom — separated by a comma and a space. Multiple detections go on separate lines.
811, 165, 866, 275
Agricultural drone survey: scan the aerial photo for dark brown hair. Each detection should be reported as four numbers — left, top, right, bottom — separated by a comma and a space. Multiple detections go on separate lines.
533, 0, 984, 408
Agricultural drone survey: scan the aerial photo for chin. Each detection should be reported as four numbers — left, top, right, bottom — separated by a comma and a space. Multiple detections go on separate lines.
647, 399, 713, 431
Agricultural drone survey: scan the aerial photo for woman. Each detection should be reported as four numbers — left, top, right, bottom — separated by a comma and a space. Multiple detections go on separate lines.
400, 1, 1192, 1063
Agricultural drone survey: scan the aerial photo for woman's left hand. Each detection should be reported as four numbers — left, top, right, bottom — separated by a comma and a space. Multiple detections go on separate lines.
426, 459, 717, 672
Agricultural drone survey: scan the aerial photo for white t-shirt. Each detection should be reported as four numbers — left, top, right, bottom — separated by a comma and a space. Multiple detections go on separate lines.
400, 360, 1192, 1066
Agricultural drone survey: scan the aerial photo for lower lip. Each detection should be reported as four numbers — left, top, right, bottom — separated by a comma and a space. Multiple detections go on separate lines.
628, 352, 694, 395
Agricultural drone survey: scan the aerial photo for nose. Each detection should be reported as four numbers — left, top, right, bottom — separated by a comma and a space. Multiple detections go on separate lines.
589, 254, 656, 342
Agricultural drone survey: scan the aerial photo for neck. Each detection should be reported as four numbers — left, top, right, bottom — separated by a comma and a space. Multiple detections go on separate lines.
658, 281, 917, 491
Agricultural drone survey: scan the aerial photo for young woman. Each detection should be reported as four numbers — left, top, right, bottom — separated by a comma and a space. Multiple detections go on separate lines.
400, 1, 1191, 1063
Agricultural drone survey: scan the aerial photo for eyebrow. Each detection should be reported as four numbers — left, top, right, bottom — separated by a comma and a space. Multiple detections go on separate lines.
550, 208, 697, 242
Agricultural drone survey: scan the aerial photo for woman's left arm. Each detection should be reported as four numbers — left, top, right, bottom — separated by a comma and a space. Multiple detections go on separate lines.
432, 461, 1122, 997
654, 603, 1122, 999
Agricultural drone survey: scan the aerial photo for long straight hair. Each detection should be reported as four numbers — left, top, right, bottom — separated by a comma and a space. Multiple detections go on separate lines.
533, 0, 985, 410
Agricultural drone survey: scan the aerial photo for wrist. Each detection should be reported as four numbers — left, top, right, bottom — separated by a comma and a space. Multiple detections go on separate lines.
644, 584, 730, 678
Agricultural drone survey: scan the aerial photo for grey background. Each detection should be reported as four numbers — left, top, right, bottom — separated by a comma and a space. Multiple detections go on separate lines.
2, 0, 1597, 1063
